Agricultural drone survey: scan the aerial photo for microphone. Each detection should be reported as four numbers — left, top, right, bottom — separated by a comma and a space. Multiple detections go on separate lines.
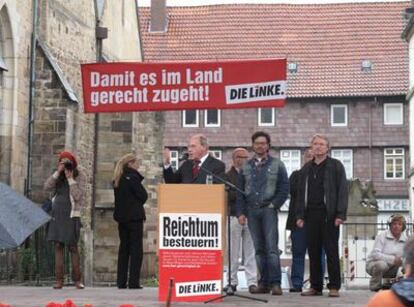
198, 163, 247, 196
178, 152, 189, 162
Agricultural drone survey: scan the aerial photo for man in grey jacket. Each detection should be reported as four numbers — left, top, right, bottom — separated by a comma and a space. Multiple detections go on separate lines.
296, 134, 348, 298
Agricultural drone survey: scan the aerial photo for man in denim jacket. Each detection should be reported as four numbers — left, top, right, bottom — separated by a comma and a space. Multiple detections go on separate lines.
236, 131, 289, 295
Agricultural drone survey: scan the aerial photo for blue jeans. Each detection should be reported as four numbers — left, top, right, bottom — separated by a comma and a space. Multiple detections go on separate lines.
291, 227, 307, 289
247, 208, 281, 287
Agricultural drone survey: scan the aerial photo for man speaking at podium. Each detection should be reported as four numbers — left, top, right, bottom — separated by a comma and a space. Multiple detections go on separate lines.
162, 133, 225, 184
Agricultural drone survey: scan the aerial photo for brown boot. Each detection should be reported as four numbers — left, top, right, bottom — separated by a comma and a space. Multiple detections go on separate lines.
328, 289, 340, 297
301, 288, 323, 296
70, 245, 85, 289
271, 284, 283, 295
53, 243, 64, 289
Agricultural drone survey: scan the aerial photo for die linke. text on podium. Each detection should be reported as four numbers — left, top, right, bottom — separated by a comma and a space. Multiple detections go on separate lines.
80, 58, 287, 113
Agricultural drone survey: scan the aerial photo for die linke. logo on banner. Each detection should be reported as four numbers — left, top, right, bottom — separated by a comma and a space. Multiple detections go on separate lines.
80, 59, 286, 113
158, 213, 222, 302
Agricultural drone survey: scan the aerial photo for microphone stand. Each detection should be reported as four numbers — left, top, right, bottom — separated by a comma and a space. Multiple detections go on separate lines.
199, 164, 267, 304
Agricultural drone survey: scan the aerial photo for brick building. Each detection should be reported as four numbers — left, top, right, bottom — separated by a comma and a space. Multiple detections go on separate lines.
402, 3, 414, 221
138, 1, 411, 256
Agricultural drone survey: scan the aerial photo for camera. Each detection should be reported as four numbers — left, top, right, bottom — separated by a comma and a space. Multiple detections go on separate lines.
63, 160, 74, 171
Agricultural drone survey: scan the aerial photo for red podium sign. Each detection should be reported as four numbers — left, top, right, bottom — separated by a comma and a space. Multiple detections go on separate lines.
81, 59, 286, 113
159, 213, 222, 302
157, 184, 226, 303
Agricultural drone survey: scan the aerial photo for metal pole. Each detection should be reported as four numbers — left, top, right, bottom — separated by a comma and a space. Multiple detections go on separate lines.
27, 0, 39, 285
26, 0, 38, 197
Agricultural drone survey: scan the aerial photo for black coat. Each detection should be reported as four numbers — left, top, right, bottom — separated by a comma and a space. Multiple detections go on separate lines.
113, 167, 148, 223
295, 157, 348, 221
163, 155, 225, 184
286, 170, 299, 230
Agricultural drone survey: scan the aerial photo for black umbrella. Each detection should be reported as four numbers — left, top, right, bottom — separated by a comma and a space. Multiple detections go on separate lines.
0, 182, 51, 249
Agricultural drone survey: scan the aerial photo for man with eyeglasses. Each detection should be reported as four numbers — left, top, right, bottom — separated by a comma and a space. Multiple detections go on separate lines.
224, 148, 258, 294
236, 131, 289, 295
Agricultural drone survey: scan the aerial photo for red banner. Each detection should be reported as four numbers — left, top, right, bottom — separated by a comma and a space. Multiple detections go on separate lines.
80, 59, 286, 113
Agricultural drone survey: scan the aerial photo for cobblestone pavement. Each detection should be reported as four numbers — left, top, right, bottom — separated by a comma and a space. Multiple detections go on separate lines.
0, 286, 374, 307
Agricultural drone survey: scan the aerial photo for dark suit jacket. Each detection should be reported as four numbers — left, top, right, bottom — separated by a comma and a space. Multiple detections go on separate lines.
163, 155, 225, 184
225, 166, 239, 216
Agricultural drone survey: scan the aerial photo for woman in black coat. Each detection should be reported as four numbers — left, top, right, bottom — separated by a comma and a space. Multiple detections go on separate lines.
113, 153, 148, 289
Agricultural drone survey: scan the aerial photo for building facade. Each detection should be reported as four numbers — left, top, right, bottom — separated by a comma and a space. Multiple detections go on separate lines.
139, 1, 411, 261
402, 3, 414, 226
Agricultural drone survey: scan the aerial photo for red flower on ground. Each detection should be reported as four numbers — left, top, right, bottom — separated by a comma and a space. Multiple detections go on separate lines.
46, 299, 77, 307
63, 300, 77, 307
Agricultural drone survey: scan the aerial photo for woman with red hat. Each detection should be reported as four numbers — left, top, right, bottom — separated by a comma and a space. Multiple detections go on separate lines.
44, 150, 86, 289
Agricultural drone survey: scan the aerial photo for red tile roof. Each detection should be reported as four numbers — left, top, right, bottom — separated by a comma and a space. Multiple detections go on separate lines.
138, 2, 410, 98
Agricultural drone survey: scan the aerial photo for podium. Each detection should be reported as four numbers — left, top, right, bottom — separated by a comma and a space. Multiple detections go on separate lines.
158, 184, 226, 302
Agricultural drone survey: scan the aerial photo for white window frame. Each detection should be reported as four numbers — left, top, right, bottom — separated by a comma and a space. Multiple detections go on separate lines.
209, 150, 222, 160
384, 148, 405, 180
258, 108, 275, 126
280, 149, 301, 177
384, 103, 403, 125
331, 149, 353, 179
330, 104, 348, 127
169, 150, 179, 171
182, 110, 199, 127
204, 109, 221, 127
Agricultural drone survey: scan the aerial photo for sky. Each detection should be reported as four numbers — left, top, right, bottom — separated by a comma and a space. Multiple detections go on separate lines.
137, 0, 408, 6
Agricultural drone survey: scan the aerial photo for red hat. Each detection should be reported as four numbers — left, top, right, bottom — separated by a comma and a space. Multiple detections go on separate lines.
59, 151, 78, 169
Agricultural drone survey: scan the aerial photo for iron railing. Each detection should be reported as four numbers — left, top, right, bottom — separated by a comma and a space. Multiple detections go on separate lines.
1, 222, 412, 286
0, 225, 70, 285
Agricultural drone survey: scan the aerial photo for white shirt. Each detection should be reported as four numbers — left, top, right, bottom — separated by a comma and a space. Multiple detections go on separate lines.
367, 230, 408, 265
198, 153, 209, 166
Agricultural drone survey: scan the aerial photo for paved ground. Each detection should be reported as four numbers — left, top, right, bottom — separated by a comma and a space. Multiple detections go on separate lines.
0, 286, 374, 307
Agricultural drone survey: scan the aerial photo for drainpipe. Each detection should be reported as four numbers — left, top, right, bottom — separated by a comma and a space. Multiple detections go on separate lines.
25, 0, 38, 198
86, 0, 107, 287
92, 4, 108, 232
368, 98, 375, 181
26, 0, 39, 284
136, 0, 145, 62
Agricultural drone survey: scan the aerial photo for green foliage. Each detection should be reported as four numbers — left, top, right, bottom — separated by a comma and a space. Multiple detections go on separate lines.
142, 276, 159, 287
19, 247, 36, 279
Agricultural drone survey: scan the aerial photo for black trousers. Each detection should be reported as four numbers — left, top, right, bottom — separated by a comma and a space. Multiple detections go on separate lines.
117, 221, 144, 288
305, 209, 341, 291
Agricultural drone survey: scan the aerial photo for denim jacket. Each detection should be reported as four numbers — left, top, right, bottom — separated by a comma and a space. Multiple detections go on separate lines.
236, 155, 289, 217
